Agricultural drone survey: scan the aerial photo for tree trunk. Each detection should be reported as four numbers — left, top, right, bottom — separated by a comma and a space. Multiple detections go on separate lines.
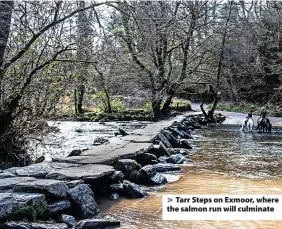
77, 84, 85, 114
0, 1, 14, 101
152, 97, 162, 119
105, 89, 112, 113
74, 89, 77, 115
161, 94, 173, 116
76, 1, 90, 115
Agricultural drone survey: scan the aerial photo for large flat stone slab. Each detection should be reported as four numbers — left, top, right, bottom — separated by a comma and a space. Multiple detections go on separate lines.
46, 164, 115, 181
13, 179, 69, 199
0, 192, 45, 221
0, 177, 37, 192
54, 142, 152, 166
6, 163, 80, 179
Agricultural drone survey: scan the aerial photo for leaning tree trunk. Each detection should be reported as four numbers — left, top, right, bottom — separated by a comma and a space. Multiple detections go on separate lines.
201, 1, 232, 121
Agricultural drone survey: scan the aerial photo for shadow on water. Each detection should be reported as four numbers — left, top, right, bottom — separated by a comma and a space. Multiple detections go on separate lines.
98, 124, 282, 229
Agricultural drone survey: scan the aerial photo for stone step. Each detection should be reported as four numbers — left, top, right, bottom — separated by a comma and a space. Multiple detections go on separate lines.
0, 192, 45, 221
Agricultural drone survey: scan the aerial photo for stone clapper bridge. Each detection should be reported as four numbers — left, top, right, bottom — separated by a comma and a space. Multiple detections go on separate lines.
0, 112, 211, 229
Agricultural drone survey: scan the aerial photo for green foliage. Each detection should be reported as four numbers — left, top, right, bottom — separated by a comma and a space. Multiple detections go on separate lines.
143, 102, 153, 112
170, 99, 192, 112
12, 201, 47, 221
214, 103, 261, 114
111, 98, 126, 112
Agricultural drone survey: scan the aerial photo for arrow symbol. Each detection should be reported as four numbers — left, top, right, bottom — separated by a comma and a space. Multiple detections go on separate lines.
167, 197, 173, 203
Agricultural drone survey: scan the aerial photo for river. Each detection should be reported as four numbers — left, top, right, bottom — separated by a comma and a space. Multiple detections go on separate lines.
98, 124, 282, 229
29, 121, 150, 161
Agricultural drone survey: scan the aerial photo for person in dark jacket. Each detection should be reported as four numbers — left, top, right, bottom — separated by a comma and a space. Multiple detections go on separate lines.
245, 110, 253, 126
259, 107, 268, 120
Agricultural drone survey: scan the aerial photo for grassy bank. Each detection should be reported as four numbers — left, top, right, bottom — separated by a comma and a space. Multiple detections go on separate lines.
57, 99, 192, 122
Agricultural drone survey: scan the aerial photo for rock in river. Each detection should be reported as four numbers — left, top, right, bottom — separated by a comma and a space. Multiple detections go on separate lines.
135, 153, 158, 166
14, 179, 69, 199
46, 164, 115, 182
0, 171, 15, 179
2, 221, 69, 229
0, 177, 37, 192
0, 193, 45, 221
68, 184, 100, 219
114, 159, 141, 173
166, 154, 188, 164
109, 171, 124, 183
46, 200, 72, 217
77, 216, 120, 229
150, 163, 182, 173
138, 165, 168, 185
123, 180, 148, 198
56, 214, 76, 228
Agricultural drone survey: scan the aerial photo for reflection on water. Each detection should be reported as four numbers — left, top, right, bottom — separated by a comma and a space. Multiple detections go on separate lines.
99, 125, 282, 229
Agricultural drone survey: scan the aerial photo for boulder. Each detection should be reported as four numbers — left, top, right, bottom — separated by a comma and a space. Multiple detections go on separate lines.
138, 165, 168, 185
2, 221, 30, 229
56, 214, 76, 228
146, 144, 163, 158
68, 184, 99, 219
65, 180, 84, 189
31, 222, 69, 229
167, 127, 185, 138
118, 128, 128, 136
8, 163, 51, 178
0, 177, 37, 192
46, 200, 72, 217
7, 162, 81, 179
77, 217, 120, 229
109, 193, 119, 200
34, 156, 45, 164
46, 164, 115, 182
127, 170, 140, 183
93, 137, 109, 146
159, 142, 171, 157
158, 156, 167, 164
67, 149, 82, 157
114, 159, 141, 173
135, 153, 158, 166
150, 163, 182, 173
180, 139, 193, 149
107, 183, 123, 193
179, 130, 193, 139
139, 165, 157, 177
0, 193, 45, 221
0, 171, 15, 179
2, 221, 69, 229
122, 180, 148, 198
161, 130, 181, 148
14, 179, 69, 199
157, 133, 172, 148
148, 173, 167, 186
166, 154, 188, 164
109, 171, 124, 183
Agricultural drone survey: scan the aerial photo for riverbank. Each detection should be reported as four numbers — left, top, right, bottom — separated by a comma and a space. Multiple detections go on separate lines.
0, 110, 221, 228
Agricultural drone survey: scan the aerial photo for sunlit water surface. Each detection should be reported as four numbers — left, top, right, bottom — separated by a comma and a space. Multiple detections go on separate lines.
99, 125, 282, 229
29, 121, 150, 160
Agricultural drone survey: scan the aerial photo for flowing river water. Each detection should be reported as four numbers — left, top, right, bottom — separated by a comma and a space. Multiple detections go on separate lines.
98, 124, 282, 229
